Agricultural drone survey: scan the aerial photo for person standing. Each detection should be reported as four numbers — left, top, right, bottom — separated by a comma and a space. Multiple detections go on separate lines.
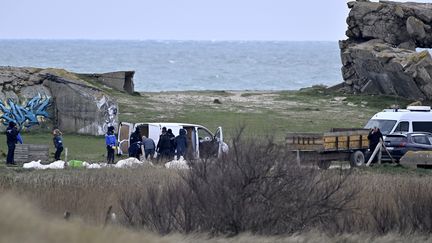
129, 127, 141, 146
157, 127, 171, 161
167, 129, 175, 159
175, 129, 188, 160
105, 126, 116, 164
6, 121, 19, 165
142, 135, 156, 160
367, 126, 383, 163
128, 126, 143, 160
52, 129, 64, 161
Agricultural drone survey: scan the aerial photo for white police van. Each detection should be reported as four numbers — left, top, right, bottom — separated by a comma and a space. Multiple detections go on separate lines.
364, 106, 432, 136
117, 122, 227, 159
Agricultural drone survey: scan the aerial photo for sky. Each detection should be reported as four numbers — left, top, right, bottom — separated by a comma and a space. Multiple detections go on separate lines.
0, 0, 431, 41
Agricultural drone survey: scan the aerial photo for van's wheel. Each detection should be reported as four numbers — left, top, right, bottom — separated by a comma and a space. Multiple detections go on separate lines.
350, 150, 365, 167
318, 160, 331, 169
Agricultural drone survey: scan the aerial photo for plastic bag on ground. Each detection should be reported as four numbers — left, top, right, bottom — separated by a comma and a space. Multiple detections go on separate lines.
82, 162, 102, 169
23, 160, 43, 169
165, 156, 189, 169
23, 160, 65, 170
68, 160, 84, 168
114, 157, 143, 168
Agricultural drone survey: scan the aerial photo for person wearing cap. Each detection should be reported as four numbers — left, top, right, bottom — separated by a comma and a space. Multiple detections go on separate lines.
105, 126, 116, 164
6, 121, 19, 165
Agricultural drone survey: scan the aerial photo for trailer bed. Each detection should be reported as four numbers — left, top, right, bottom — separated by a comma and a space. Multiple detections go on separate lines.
286, 129, 370, 168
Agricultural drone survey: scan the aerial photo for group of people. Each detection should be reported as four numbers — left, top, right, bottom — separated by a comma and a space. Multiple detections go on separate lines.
5, 123, 190, 165
125, 126, 188, 162
4, 121, 64, 165
156, 127, 188, 161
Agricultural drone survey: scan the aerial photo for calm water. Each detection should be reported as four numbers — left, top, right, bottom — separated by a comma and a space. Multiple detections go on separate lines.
0, 40, 342, 92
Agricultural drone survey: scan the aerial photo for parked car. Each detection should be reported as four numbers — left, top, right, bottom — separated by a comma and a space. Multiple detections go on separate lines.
117, 122, 228, 159
383, 132, 432, 161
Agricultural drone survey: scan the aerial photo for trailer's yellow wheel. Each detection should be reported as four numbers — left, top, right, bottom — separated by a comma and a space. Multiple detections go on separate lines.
350, 150, 365, 167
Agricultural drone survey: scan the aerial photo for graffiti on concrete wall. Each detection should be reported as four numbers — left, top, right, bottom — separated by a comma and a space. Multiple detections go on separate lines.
0, 94, 51, 127
97, 95, 118, 134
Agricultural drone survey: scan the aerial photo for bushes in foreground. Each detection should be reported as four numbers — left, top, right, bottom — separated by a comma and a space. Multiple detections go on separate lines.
119, 131, 357, 235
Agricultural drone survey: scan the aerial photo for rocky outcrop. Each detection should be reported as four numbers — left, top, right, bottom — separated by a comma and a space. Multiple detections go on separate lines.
339, 0, 432, 100
0, 66, 118, 135
78, 71, 135, 94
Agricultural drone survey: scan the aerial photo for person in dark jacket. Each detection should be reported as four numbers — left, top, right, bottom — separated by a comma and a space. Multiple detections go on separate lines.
128, 126, 143, 160
167, 128, 175, 159
6, 121, 19, 165
52, 129, 64, 161
367, 126, 383, 163
175, 129, 188, 160
128, 141, 142, 160
105, 126, 116, 164
129, 127, 142, 146
157, 127, 171, 161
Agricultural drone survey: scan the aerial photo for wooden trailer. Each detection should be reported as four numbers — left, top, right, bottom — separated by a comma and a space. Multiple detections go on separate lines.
286, 129, 370, 169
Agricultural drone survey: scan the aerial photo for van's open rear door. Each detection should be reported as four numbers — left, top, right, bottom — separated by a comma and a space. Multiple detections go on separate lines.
214, 126, 224, 158
118, 122, 133, 155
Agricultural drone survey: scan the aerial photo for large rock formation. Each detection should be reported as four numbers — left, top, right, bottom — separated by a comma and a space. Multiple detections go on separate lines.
339, 0, 432, 100
0, 66, 119, 135
78, 71, 135, 94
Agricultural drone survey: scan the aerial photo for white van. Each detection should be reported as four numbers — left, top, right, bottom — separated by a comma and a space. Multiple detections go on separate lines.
365, 106, 432, 136
117, 122, 227, 159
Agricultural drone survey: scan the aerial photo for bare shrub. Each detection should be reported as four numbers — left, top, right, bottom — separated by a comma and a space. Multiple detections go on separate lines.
119, 129, 358, 235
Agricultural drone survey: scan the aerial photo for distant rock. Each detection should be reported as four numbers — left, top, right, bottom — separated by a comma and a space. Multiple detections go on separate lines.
338, 1, 432, 100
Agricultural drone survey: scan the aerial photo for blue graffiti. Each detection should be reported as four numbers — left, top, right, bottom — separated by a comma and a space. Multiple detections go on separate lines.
0, 94, 51, 127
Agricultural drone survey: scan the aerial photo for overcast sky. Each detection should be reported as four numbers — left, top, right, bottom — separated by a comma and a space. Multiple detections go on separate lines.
1, 0, 431, 41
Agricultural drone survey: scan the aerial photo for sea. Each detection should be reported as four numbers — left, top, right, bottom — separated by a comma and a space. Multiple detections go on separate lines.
0, 40, 343, 92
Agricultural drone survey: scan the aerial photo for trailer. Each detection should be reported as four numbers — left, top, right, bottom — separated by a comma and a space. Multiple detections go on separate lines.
286, 129, 370, 169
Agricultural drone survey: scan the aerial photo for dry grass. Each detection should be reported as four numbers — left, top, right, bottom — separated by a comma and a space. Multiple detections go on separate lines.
2, 193, 432, 243
3, 136, 432, 241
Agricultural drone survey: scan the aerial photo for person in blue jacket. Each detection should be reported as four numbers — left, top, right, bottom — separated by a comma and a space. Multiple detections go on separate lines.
105, 126, 116, 164
52, 129, 64, 161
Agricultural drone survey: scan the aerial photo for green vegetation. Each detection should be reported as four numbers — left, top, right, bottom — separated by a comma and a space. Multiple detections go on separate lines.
0, 85, 416, 164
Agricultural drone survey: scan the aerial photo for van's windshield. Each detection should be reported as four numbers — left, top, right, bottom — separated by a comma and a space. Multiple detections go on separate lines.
364, 119, 397, 135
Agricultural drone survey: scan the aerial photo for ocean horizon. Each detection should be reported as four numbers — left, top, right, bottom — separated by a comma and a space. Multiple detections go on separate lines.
0, 40, 343, 92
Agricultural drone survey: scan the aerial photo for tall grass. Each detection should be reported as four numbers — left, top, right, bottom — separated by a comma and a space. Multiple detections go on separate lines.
2, 193, 432, 243
3, 133, 432, 238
